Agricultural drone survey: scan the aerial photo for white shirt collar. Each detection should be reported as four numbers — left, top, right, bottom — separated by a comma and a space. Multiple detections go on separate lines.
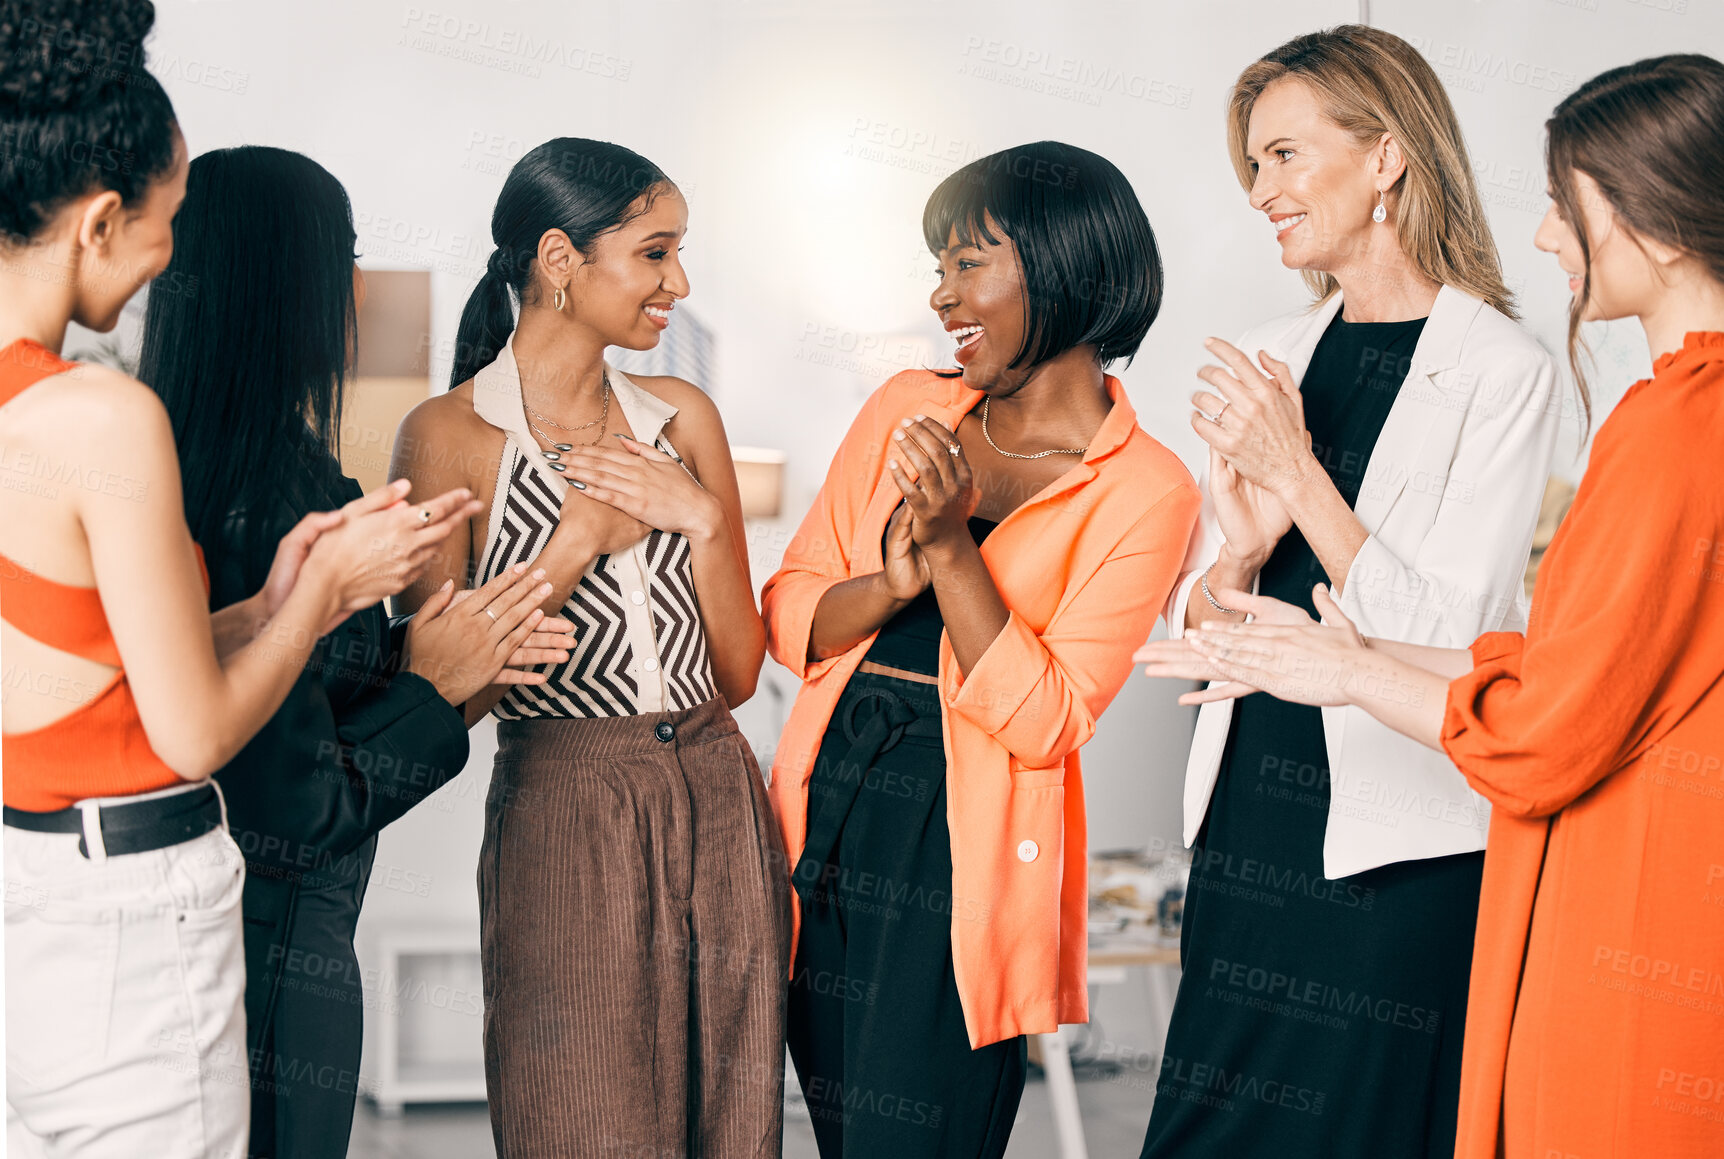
470, 333, 679, 487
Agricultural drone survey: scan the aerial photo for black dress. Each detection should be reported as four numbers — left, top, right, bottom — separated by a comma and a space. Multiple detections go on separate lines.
1140, 315, 1484, 1159
205, 433, 470, 1159
787, 514, 1027, 1159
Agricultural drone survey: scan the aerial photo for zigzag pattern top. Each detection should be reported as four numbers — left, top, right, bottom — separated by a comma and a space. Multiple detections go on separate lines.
478, 436, 716, 719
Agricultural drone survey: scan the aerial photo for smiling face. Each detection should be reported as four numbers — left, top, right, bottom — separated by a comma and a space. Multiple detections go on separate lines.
563, 182, 690, 350
1535, 168, 1652, 324
1243, 78, 1384, 273
73, 129, 188, 333
929, 216, 1030, 392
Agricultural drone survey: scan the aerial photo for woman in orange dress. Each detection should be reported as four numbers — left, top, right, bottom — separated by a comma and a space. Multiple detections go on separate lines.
1137, 54, 1724, 1159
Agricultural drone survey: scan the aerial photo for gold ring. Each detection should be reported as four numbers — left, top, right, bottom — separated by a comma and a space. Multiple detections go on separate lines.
484, 608, 498, 622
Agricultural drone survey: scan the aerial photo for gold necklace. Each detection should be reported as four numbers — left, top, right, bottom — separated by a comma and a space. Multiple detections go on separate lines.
980, 396, 1087, 460
526, 369, 609, 431
523, 370, 611, 453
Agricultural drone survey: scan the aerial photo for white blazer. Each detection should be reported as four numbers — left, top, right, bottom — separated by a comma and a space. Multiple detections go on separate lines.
1167, 285, 1562, 878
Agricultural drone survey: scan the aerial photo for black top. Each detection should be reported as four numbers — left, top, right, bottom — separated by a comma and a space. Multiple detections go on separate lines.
205, 429, 470, 884
203, 428, 471, 1134
1142, 314, 1486, 1159
1256, 314, 1425, 605
864, 513, 998, 677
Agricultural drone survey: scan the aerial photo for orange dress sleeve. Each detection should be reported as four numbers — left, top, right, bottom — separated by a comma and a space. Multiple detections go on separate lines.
1442, 374, 1724, 819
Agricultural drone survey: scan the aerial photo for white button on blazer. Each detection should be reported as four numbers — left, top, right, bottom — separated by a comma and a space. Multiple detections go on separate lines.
1166, 285, 1564, 879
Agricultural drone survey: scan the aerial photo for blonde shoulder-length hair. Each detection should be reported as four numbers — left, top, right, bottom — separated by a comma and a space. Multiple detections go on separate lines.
1226, 25, 1516, 320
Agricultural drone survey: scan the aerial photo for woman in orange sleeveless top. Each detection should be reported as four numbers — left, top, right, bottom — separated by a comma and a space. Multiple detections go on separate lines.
1140, 54, 1724, 1159
0, 6, 482, 1155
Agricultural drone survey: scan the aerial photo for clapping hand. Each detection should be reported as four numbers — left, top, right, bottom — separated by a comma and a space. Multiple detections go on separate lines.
1134, 585, 1366, 707
1192, 339, 1315, 500
404, 561, 579, 705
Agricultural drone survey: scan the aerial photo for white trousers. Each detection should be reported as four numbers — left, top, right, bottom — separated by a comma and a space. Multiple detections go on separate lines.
5, 785, 249, 1158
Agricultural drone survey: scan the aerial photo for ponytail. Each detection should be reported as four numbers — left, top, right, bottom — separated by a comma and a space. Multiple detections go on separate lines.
450, 247, 520, 388
447, 138, 671, 388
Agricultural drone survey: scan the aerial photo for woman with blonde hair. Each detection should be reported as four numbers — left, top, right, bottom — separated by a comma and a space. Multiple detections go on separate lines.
1135, 26, 1562, 1158
1142, 53, 1724, 1159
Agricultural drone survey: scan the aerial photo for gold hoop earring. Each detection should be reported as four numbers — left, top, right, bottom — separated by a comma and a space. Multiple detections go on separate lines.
553, 286, 566, 311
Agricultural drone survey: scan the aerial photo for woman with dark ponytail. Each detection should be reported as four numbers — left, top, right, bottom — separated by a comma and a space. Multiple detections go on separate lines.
1, 3, 476, 1154
391, 139, 788, 1155
140, 145, 576, 1159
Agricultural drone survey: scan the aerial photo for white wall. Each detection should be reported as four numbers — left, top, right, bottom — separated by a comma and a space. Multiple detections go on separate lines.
140, 0, 1723, 940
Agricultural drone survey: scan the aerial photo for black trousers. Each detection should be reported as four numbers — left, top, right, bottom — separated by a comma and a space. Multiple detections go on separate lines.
241, 838, 375, 1159
787, 670, 1026, 1158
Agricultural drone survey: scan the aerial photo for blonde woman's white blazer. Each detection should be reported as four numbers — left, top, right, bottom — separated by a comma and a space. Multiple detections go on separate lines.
1167, 284, 1563, 878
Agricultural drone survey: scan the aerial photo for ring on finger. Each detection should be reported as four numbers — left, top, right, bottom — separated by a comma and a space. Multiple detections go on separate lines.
946, 442, 961, 456
484, 608, 498, 622
418, 506, 431, 524
1212, 402, 1231, 426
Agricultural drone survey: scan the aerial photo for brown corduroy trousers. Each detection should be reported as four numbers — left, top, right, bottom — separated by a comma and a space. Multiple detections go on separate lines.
478, 697, 792, 1159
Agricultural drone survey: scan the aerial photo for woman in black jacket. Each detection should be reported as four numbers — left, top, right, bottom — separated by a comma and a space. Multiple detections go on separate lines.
138, 146, 574, 1159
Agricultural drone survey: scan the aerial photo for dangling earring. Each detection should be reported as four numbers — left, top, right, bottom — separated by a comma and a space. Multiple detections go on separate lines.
553, 285, 566, 311
1372, 190, 1387, 224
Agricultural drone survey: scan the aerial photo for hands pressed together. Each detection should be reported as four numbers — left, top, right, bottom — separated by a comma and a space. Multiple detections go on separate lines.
881, 414, 980, 598
1192, 338, 1316, 567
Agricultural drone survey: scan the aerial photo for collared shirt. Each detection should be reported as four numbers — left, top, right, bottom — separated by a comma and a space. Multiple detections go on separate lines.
470, 335, 715, 718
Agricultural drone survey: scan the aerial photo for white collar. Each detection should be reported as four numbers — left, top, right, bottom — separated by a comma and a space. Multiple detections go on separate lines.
471, 334, 679, 489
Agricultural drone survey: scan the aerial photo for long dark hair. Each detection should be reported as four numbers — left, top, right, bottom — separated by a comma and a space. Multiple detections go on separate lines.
922, 140, 1163, 375
450, 137, 670, 388
0, 0, 179, 244
138, 146, 358, 570
1547, 53, 1724, 437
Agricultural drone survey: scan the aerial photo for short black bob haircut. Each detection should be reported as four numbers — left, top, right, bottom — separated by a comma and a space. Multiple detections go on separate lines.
921, 140, 1162, 374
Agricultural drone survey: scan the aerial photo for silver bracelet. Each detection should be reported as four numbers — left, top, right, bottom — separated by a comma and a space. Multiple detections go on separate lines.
1200, 566, 1240, 616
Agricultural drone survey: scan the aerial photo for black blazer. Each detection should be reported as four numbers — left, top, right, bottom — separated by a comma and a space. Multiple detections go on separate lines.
205, 445, 468, 1156
206, 449, 468, 883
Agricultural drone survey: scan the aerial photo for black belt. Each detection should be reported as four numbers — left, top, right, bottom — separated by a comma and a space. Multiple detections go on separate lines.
4, 784, 223, 859
793, 684, 942, 904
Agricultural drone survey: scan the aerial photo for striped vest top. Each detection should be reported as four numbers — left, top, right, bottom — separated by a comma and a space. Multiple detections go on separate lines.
471, 338, 716, 719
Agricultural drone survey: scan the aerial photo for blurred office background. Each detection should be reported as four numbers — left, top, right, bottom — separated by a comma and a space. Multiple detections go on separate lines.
73, 0, 1720, 1154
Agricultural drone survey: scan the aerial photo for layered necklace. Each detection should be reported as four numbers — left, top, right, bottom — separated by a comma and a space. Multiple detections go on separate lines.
523, 368, 611, 459
980, 395, 1087, 461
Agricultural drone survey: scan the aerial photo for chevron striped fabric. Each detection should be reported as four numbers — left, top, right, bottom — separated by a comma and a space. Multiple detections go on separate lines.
478, 434, 716, 719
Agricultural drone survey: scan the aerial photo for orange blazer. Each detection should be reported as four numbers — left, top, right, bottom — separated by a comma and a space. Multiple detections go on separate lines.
762, 368, 1200, 1048
1443, 332, 1724, 1158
